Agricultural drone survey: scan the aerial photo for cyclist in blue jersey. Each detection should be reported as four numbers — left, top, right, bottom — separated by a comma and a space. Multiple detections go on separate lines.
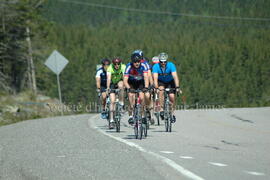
95, 58, 111, 119
152, 52, 181, 123
124, 53, 149, 125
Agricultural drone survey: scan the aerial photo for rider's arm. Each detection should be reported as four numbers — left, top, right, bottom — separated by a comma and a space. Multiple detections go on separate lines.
148, 69, 154, 85
106, 72, 111, 89
153, 73, 159, 89
151, 64, 159, 89
95, 70, 102, 89
121, 64, 126, 85
144, 72, 149, 88
124, 75, 130, 89
170, 62, 180, 88
96, 77, 101, 89
172, 72, 180, 88
123, 64, 131, 89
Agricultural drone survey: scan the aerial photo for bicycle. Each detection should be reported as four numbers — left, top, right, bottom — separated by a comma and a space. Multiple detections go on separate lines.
111, 89, 122, 132
104, 93, 112, 129
160, 88, 178, 132
152, 90, 160, 126
129, 89, 147, 139
97, 91, 102, 113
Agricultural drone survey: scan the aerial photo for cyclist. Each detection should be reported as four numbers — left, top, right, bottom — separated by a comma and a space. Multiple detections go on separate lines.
132, 49, 153, 85
132, 50, 153, 122
124, 53, 149, 125
151, 56, 159, 66
95, 58, 111, 119
149, 56, 160, 123
152, 52, 180, 123
106, 57, 126, 128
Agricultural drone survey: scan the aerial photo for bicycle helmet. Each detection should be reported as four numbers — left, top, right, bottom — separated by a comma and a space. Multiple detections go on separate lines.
158, 52, 168, 62
152, 56, 159, 64
131, 53, 142, 63
101, 58, 110, 65
132, 49, 144, 58
112, 57, 122, 65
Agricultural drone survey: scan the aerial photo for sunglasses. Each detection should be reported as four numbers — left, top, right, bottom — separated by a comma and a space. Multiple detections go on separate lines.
114, 63, 121, 66
133, 61, 140, 64
160, 61, 167, 64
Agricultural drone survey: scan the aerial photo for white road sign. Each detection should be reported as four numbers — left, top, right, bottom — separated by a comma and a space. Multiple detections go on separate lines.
45, 50, 69, 75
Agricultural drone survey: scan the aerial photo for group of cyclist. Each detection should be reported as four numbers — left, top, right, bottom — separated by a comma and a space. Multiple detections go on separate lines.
95, 50, 181, 129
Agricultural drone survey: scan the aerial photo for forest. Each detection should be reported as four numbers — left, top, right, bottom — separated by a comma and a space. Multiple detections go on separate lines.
1, 0, 270, 109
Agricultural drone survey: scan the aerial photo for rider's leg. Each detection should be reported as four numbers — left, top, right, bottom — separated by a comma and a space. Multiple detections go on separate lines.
169, 92, 176, 123
144, 91, 154, 124
128, 92, 135, 116
140, 91, 148, 124
110, 93, 116, 122
158, 86, 165, 111
101, 92, 107, 111
144, 91, 151, 110
139, 91, 145, 117
128, 92, 135, 124
169, 93, 176, 114
117, 81, 124, 106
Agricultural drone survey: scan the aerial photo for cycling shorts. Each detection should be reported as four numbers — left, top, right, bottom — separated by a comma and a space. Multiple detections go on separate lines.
128, 79, 145, 90
158, 80, 176, 94
100, 86, 107, 93
110, 83, 121, 93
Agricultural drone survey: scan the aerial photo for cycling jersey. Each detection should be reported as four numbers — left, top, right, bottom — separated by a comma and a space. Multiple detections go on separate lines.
124, 62, 148, 81
95, 67, 107, 87
152, 62, 177, 83
140, 59, 150, 70
107, 64, 126, 84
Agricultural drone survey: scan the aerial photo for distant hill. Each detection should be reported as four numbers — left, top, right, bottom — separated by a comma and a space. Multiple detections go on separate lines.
42, 0, 270, 26
37, 0, 270, 107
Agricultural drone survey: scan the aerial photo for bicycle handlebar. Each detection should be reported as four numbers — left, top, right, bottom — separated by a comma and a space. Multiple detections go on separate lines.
155, 87, 181, 97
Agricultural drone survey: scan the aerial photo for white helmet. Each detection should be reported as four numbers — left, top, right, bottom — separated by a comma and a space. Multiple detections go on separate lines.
158, 52, 168, 62
152, 56, 159, 64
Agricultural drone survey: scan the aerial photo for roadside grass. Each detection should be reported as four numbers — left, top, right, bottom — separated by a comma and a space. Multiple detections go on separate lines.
0, 91, 66, 127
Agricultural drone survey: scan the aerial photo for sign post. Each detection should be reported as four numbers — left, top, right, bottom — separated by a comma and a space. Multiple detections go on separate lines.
45, 50, 69, 115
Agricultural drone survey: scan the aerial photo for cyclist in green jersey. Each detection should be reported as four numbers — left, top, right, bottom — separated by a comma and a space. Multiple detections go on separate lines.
106, 57, 126, 128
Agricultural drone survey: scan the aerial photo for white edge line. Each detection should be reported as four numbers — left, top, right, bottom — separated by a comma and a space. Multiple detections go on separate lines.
88, 114, 204, 180
160, 151, 175, 154
208, 162, 228, 167
180, 156, 194, 159
244, 171, 265, 176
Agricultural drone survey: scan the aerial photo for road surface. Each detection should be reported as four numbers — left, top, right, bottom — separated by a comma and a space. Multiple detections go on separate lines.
0, 107, 269, 179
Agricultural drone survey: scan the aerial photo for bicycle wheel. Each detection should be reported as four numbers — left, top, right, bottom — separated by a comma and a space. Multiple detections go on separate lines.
138, 122, 143, 140
134, 121, 138, 139
155, 112, 160, 126
114, 113, 120, 132
164, 104, 170, 132
143, 123, 147, 137
115, 103, 121, 132
165, 118, 169, 132
168, 114, 172, 132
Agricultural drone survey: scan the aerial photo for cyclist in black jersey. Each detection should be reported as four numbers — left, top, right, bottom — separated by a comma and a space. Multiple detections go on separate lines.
96, 58, 111, 119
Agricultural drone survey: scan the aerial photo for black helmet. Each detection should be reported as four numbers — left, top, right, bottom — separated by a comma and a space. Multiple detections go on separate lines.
131, 53, 142, 63
132, 49, 144, 58
101, 58, 110, 65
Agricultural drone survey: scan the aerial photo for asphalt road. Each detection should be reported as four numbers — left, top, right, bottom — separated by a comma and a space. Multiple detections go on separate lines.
0, 107, 269, 180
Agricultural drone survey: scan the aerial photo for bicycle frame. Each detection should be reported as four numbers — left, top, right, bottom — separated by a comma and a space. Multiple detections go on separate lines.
153, 91, 161, 126
130, 89, 147, 139
112, 89, 121, 132
163, 88, 172, 132
104, 94, 111, 127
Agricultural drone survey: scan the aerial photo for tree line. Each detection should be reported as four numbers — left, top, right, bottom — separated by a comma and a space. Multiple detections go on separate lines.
1, 0, 270, 108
